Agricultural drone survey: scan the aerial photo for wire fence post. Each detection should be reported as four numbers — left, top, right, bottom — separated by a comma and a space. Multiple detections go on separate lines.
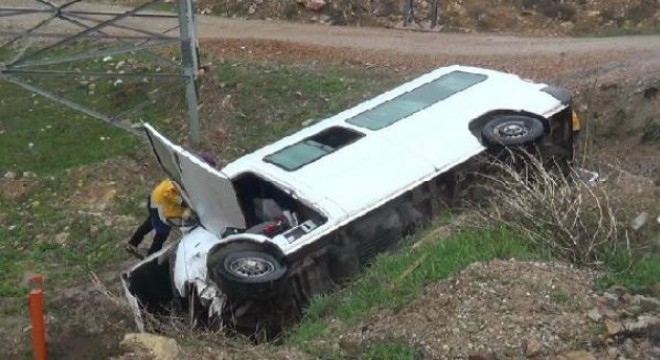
403, 0, 415, 27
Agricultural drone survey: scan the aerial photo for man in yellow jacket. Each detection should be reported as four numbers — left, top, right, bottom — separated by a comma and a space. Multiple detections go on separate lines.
126, 179, 189, 258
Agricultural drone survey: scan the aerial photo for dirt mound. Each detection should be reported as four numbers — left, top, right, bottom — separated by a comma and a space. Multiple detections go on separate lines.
339, 260, 659, 359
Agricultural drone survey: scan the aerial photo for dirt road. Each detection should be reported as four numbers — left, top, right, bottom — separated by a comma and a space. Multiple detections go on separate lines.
3, 1, 660, 58
195, 17, 660, 57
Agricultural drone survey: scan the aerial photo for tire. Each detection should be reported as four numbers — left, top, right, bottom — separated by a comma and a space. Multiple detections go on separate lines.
481, 115, 545, 146
209, 250, 287, 299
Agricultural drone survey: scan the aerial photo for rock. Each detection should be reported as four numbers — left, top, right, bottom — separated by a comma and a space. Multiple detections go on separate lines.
468, 351, 497, 360
305, 0, 326, 11
628, 304, 643, 315
622, 338, 635, 356
622, 292, 634, 303
597, 304, 618, 318
120, 333, 179, 360
623, 315, 660, 332
603, 292, 620, 308
631, 212, 649, 230
560, 21, 574, 31
3, 171, 16, 180
54, 232, 69, 246
630, 295, 660, 313
608, 285, 628, 295
248, 4, 256, 14
23, 171, 37, 178
524, 339, 543, 357
88, 225, 99, 237
586, 10, 600, 18
603, 318, 623, 336
586, 308, 602, 322
557, 350, 597, 360
606, 347, 619, 357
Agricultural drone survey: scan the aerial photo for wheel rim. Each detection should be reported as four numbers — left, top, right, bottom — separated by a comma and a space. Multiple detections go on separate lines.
228, 257, 276, 278
495, 121, 528, 138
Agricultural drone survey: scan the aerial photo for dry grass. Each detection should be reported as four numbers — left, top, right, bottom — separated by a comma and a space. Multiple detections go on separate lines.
472, 150, 624, 265
89, 271, 132, 311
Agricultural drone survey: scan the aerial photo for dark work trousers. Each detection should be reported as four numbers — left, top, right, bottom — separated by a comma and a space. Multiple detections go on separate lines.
128, 201, 172, 254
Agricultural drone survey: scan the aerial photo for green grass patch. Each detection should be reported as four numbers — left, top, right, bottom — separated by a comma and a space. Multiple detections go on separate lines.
0, 42, 181, 174
286, 226, 543, 354
596, 251, 660, 293
356, 342, 419, 360
642, 122, 660, 144
0, 81, 138, 174
0, 189, 132, 297
549, 289, 572, 304
0, 40, 187, 175
0, 40, 189, 297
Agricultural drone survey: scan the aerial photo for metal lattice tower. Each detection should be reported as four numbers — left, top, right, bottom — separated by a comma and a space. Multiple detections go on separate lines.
0, 0, 202, 146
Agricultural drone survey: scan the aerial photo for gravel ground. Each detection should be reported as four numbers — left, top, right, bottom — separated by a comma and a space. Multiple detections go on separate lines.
339, 260, 659, 360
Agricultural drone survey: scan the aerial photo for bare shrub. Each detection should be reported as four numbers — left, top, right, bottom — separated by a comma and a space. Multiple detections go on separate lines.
89, 271, 131, 312
468, 5, 498, 31
532, 0, 577, 21
472, 151, 622, 265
